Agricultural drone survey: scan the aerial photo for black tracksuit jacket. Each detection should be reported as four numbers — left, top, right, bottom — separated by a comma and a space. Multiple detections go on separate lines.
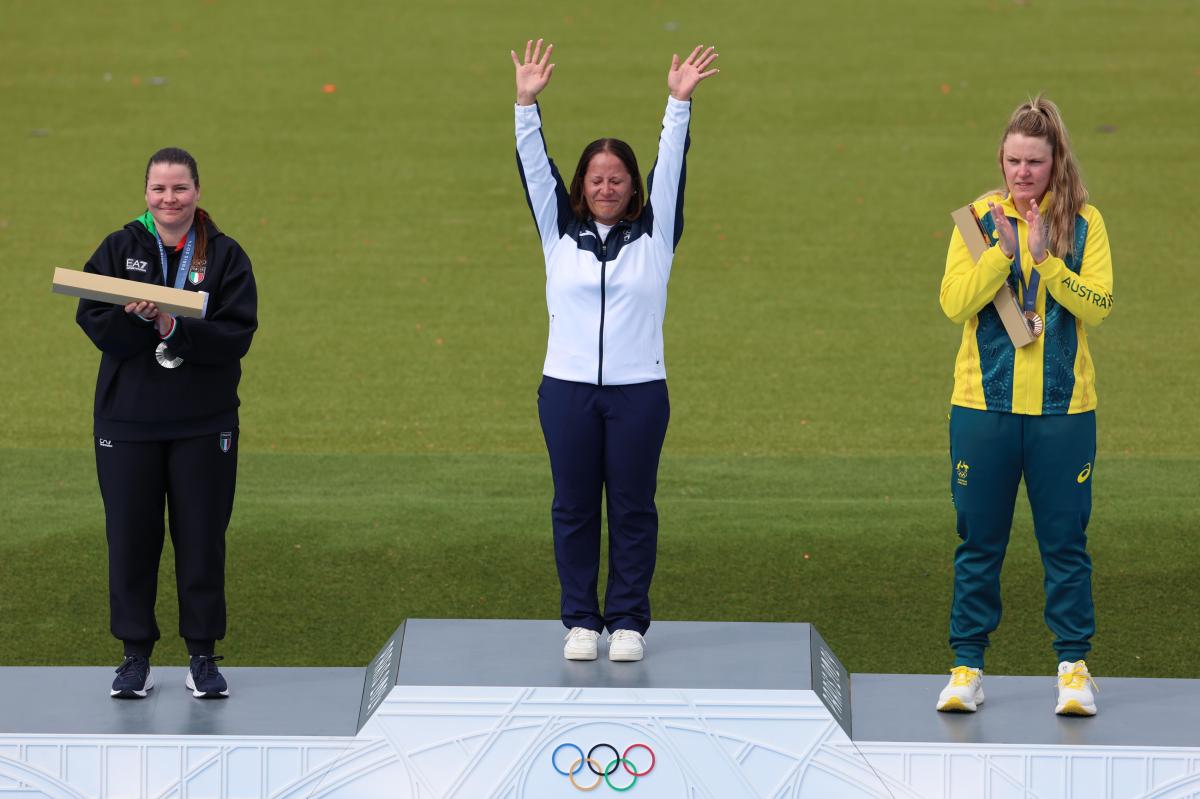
76, 215, 258, 440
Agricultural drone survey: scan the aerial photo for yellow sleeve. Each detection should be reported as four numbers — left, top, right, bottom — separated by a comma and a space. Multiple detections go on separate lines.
1037, 207, 1114, 327
939, 225, 1013, 324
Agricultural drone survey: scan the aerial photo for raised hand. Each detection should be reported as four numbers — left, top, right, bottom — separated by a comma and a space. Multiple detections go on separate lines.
987, 201, 1017, 259
668, 45, 720, 101
1024, 199, 1049, 263
512, 38, 555, 106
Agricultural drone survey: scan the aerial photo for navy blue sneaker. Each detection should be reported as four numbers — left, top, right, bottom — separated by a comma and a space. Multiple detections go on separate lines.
111, 655, 154, 698
186, 655, 229, 698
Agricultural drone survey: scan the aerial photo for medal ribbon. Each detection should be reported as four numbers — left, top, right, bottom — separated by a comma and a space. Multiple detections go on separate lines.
153, 225, 196, 291
1007, 217, 1040, 315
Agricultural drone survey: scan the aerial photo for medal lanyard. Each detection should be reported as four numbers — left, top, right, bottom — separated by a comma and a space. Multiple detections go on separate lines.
1007, 217, 1040, 315
153, 226, 196, 290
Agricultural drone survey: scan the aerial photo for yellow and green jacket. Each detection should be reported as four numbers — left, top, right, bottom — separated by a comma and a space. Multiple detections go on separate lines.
940, 193, 1113, 415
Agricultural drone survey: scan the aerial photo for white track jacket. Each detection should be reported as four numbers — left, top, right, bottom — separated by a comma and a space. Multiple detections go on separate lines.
516, 96, 691, 385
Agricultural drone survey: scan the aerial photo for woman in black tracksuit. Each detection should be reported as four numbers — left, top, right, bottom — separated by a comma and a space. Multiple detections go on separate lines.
76, 147, 257, 699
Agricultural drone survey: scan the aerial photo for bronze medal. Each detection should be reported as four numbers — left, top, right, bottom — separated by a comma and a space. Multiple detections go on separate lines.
1025, 310, 1044, 338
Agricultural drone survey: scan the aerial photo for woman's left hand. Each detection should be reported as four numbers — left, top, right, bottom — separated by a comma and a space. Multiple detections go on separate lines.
153, 313, 175, 338
1024, 199, 1049, 263
668, 45, 720, 101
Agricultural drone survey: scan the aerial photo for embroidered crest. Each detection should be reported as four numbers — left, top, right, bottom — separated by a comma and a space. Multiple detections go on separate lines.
219, 431, 233, 453
188, 259, 207, 286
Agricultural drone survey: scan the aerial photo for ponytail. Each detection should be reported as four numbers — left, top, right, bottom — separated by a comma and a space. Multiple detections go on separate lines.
193, 208, 212, 264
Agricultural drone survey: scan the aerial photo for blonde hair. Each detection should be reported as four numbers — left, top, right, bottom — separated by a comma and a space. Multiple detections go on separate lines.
996, 94, 1088, 261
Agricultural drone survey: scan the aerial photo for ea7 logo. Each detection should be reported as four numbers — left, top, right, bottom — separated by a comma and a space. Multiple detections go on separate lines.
98, 439, 113, 448
125, 259, 149, 272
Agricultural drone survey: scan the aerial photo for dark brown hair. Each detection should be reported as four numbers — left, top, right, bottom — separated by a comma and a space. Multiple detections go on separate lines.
145, 147, 214, 264
568, 138, 645, 222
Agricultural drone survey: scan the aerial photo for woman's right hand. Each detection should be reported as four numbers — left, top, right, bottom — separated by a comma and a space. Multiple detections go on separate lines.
512, 38, 554, 106
125, 300, 159, 319
987, 201, 1017, 259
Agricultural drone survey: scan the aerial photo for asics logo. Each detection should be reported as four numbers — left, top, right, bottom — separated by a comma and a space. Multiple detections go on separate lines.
1077, 463, 1092, 483
551, 742, 655, 791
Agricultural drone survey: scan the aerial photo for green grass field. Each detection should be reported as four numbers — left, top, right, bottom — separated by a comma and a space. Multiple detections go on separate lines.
2, 1, 1197, 677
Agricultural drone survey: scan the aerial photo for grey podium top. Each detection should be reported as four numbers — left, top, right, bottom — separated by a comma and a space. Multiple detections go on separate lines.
851, 673, 1200, 748
0, 667, 364, 737
394, 619, 820, 691
3, 620, 1196, 748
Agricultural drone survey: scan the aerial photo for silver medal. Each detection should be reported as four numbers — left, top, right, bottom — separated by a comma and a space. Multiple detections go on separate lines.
155, 341, 184, 369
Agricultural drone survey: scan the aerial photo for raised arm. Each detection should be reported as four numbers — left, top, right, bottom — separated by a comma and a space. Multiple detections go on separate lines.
513, 39, 570, 255
1036, 205, 1113, 326
939, 223, 1013, 324
648, 46, 720, 255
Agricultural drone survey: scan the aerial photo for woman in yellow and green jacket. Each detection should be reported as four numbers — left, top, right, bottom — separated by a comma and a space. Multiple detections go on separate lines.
935, 96, 1113, 717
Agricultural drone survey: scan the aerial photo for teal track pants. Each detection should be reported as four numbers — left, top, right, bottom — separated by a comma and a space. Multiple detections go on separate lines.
948, 406, 1096, 669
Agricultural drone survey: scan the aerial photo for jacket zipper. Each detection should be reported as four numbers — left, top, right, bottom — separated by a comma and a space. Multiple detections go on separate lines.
597, 240, 607, 386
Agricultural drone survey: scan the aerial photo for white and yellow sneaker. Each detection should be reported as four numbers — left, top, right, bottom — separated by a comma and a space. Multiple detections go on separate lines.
936, 666, 984, 712
1055, 660, 1097, 716
563, 627, 600, 661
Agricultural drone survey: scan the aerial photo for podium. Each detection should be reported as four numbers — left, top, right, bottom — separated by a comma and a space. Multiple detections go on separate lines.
2, 620, 1198, 798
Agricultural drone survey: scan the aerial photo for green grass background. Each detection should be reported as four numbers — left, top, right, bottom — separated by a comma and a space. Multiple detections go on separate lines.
1, 1, 1197, 676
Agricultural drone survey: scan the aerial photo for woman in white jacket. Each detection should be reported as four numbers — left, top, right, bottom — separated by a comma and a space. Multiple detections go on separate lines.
512, 39, 718, 662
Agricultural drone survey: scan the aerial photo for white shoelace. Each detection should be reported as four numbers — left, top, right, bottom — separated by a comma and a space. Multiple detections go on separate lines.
565, 627, 599, 642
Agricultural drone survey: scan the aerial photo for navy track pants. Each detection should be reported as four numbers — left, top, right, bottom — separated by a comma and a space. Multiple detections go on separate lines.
95, 430, 238, 657
948, 406, 1096, 668
538, 376, 669, 634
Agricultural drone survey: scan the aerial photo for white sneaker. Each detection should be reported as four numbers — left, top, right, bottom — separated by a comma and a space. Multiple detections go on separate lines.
608, 630, 645, 662
1055, 660, 1097, 716
936, 666, 984, 712
563, 627, 599, 660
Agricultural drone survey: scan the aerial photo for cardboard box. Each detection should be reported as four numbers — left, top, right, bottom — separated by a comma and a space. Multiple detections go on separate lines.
52, 268, 208, 318
950, 205, 1035, 348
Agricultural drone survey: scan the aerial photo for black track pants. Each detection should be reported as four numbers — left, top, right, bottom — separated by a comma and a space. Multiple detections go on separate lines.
94, 430, 238, 654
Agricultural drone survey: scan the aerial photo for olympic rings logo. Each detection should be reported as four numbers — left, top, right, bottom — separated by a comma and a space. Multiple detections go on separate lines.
551, 742, 655, 792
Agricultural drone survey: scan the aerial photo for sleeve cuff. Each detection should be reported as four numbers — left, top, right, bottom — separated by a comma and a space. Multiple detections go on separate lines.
979, 245, 1014, 274
160, 315, 177, 340
1034, 255, 1066, 279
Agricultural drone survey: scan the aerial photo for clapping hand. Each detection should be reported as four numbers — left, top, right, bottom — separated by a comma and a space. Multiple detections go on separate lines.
512, 38, 554, 107
668, 45, 720, 101
1023, 200, 1049, 263
987, 201, 1017, 259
